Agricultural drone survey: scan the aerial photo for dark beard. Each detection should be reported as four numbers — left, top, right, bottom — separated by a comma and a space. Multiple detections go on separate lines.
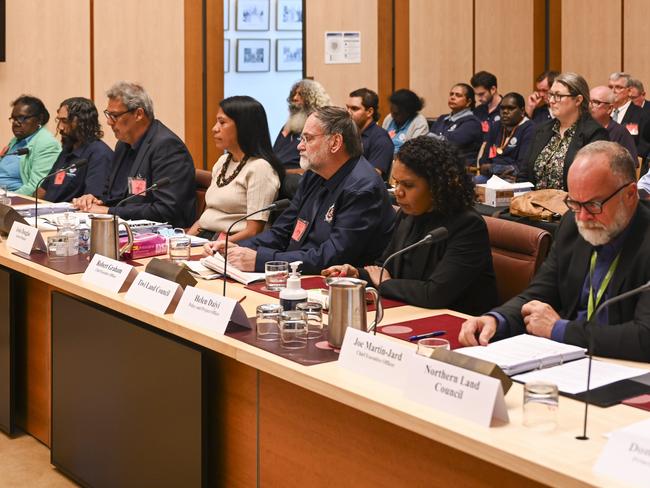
60, 133, 78, 152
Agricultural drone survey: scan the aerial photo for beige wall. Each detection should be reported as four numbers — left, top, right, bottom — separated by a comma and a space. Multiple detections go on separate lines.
305, 0, 378, 108
624, 0, 650, 89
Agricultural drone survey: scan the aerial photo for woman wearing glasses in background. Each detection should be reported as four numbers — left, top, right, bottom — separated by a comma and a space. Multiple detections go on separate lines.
518, 72, 609, 190
0, 95, 60, 195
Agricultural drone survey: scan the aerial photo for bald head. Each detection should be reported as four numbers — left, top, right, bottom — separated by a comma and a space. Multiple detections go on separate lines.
589, 86, 614, 126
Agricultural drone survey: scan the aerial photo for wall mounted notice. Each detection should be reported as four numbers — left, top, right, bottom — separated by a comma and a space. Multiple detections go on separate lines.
325, 31, 361, 64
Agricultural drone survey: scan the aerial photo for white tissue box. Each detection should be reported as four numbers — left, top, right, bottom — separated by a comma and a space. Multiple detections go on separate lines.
476, 182, 533, 207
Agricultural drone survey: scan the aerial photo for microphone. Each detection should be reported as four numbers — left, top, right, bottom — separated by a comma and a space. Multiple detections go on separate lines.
372, 227, 449, 333
576, 279, 650, 440
33, 158, 88, 229
219, 198, 291, 296
0, 147, 29, 159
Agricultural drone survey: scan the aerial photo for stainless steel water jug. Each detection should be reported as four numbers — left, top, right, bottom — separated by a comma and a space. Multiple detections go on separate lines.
89, 215, 134, 260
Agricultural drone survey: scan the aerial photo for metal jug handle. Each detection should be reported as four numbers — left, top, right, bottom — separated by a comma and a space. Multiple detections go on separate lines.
117, 220, 134, 257
366, 286, 383, 332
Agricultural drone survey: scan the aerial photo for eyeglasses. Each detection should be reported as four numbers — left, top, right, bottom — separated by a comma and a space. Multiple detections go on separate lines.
548, 92, 576, 102
564, 182, 633, 215
589, 99, 611, 108
55, 117, 69, 124
609, 84, 627, 92
298, 133, 328, 144
103, 108, 135, 122
9, 115, 36, 124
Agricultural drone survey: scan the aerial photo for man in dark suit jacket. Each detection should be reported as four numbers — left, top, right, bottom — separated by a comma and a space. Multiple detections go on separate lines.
73, 82, 196, 228
460, 141, 650, 362
609, 72, 650, 159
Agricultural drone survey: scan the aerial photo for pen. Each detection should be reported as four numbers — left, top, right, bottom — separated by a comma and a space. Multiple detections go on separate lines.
408, 330, 446, 341
238, 296, 247, 304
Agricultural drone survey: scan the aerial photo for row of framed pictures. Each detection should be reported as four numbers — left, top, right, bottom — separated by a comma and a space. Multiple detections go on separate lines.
225, 38, 302, 72
225, 0, 302, 32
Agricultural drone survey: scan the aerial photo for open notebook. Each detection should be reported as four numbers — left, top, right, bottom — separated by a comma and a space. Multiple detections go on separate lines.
200, 253, 265, 285
455, 334, 586, 376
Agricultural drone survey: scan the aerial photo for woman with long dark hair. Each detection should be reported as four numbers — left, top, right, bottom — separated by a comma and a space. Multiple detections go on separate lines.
188, 96, 285, 241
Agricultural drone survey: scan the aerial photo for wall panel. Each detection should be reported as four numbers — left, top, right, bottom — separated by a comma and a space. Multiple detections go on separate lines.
94, 0, 185, 150
306, 0, 378, 107
623, 0, 650, 88
561, 0, 621, 89
0, 0, 90, 145
409, 0, 473, 118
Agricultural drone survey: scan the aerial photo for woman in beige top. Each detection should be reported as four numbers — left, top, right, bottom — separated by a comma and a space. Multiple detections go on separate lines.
188, 96, 285, 240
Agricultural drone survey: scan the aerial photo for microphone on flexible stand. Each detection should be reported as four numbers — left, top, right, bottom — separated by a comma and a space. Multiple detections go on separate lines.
0, 147, 29, 160
219, 198, 291, 296
33, 158, 88, 229
576, 279, 650, 440
372, 227, 449, 334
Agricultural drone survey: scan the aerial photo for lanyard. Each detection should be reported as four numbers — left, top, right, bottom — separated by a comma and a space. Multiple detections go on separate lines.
587, 250, 621, 320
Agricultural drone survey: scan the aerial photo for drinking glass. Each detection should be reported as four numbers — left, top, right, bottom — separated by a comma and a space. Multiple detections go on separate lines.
256, 304, 283, 341
416, 338, 450, 358
265, 261, 289, 290
295, 301, 323, 339
523, 381, 559, 432
169, 234, 191, 263
279, 310, 308, 350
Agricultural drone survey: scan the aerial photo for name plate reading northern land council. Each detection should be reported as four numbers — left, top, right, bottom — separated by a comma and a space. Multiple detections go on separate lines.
125, 271, 182, 314
173, 286, 249, 336
82, 254, 136, 293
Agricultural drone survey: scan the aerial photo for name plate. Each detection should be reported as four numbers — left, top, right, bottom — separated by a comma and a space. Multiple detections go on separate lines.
338, 328, 413, 389
82, 254, 137, 293
595, 419, 650, 487
125, 271, 182, 314
405, 354, 508, 427
173, 286, 249, 336
7, 221, 39, 254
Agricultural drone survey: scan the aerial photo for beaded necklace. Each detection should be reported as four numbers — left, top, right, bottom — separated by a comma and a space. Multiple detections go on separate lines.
215, 154, 248, 187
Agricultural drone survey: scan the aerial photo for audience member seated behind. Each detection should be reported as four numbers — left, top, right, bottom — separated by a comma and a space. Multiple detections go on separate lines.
323, 136, 497, 315
460, 141, 650, 362
38, 97, 113, 202
475, 92, 533, 183
1, 95, 60, 195
471, 70, 503, 136
346, 87, 394, 180
518, 72, 608, 190
73, 81, 196, 228
588, 85, 638, 161
204, 106, 396, 275
525, 70, 559, 123
187, 96, 284, 240
429, 83, 483, 166
382, 89, 429, 154
608, 72, 650, 160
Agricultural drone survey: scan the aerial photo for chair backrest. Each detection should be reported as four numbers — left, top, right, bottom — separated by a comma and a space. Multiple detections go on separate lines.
195, 169, 212, 217
483, 216, 552, 304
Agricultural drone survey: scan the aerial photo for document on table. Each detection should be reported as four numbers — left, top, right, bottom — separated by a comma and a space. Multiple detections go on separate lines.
200, 254, 265, 285
512, 358, 648, 394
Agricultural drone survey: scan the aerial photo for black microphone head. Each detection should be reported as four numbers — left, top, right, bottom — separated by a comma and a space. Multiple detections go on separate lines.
426, 227, 449, 243
72, 158, 88, 169
14, 148, 29, 156
154, 177, 171, 189
271, 198, 291, 211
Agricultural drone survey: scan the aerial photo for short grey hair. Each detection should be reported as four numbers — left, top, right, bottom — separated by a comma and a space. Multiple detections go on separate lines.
555, 72, 590, 115
609, 72, 632, 87
313, 106, 362, 158
628, 78, 645, 93
106, 81, 154, 119
576, 140, 636, 183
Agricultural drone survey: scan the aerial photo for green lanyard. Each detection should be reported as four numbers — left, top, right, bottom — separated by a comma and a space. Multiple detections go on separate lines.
587, 250, 621, 321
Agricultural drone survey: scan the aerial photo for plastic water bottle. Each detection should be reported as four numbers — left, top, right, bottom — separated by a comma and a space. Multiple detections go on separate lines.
78, 220, 90, 254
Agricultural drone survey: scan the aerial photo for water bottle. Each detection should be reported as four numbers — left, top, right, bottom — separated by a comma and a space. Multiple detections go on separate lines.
78, 219, 90, 254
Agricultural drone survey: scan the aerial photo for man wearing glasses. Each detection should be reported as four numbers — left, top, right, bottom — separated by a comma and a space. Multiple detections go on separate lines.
73, 81, 196, 228
460, 141, 650, 361
588, 86, 637, 161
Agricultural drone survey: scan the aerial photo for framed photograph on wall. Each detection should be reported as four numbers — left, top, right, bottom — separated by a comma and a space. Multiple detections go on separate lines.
224, 0, 229, 30
236, 39, 270, 72
224, 39, 230, 72
236, 0, 269, 31
276, 0, 302, 31
276, 39, 302, 71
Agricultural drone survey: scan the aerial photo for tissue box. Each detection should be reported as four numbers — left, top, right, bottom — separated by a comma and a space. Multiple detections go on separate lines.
119, 233, 168, 260
476, 182, 533, 207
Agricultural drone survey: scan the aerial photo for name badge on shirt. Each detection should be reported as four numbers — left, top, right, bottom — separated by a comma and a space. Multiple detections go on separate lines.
128, 176, 147, 196
481, 121, 490, 133
488, 145, 497, 158
626, 123, 639, 135
54, 171, 66, 185
388, 129, 396, 138
291, 218, 308, 242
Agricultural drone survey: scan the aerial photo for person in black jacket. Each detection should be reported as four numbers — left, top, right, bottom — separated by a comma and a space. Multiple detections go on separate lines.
322, 136, 497, 315
518, 72, 609, 190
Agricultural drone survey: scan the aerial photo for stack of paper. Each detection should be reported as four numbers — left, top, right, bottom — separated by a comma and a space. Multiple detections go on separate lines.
200, 253, 265, 285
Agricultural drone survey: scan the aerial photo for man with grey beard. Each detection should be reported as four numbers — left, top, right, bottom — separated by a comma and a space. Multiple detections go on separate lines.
459, 141, 650, 361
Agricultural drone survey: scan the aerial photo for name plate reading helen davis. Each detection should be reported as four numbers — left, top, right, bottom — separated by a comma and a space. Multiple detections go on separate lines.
174, 286, 249, 336
339, 328, 413, 389
7, 221, 40, 254
405, 354, 508, 427
595, 418, 650, 487
82, 254, 137, 293
125, 271, 182, 314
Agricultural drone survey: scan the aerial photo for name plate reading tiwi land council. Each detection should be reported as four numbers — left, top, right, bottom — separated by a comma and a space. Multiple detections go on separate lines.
7, 221, 39, 254
595, 418, 650, 487
82, 254, 137, 293
338, 328, 414, 389
174, 286, 249, 336
125, 271, 182, 315
405, 354, 508, 427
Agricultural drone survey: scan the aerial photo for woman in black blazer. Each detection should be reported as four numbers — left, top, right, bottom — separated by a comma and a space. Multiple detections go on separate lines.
518, 72, 608, 190
322, 136, 498, 315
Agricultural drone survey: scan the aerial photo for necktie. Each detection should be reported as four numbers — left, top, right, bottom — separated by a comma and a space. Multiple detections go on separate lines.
612, 108, 620, 123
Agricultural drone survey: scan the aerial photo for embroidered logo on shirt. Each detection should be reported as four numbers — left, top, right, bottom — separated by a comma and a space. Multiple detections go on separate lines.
508, 137, 518, 147
494, 115, 501, 122
324, 204, 335, 224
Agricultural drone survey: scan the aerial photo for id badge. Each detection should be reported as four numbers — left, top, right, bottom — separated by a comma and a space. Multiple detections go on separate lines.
291, 218, 309, 242
128, 176, 147, 196
626, 123, 639, 136
54, 171, 66, 185
481, 121, 490, 133
488, 145, 497, 159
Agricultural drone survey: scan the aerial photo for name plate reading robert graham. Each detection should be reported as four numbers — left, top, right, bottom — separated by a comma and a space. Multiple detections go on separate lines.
125, 271, 182, 314
173, 286, 249, 336
7, 221, 39, 254
405, 354, 508, 427
338, 328, 413, 389
595, 419, 650, 487
82, 254, 136, 293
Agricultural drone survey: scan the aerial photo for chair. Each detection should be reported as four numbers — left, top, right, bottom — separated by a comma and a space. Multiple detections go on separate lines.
483, 215, 552, 304
195, 168, 212, 217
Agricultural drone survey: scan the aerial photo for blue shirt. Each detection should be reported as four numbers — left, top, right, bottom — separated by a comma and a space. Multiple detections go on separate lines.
0, 133, 36, 190
532, 105, 552, 124
41, 139, 114, 202
273, 130, 300, 170
238, 156, 396, 274
385, 116, 417, 154
429, 109, 483, 165
360, 121, 394, 179
479, 119, 534, 175
473, 101, 502, 138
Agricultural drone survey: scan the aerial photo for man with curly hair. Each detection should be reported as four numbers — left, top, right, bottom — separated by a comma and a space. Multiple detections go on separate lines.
38, 97, 113, 202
